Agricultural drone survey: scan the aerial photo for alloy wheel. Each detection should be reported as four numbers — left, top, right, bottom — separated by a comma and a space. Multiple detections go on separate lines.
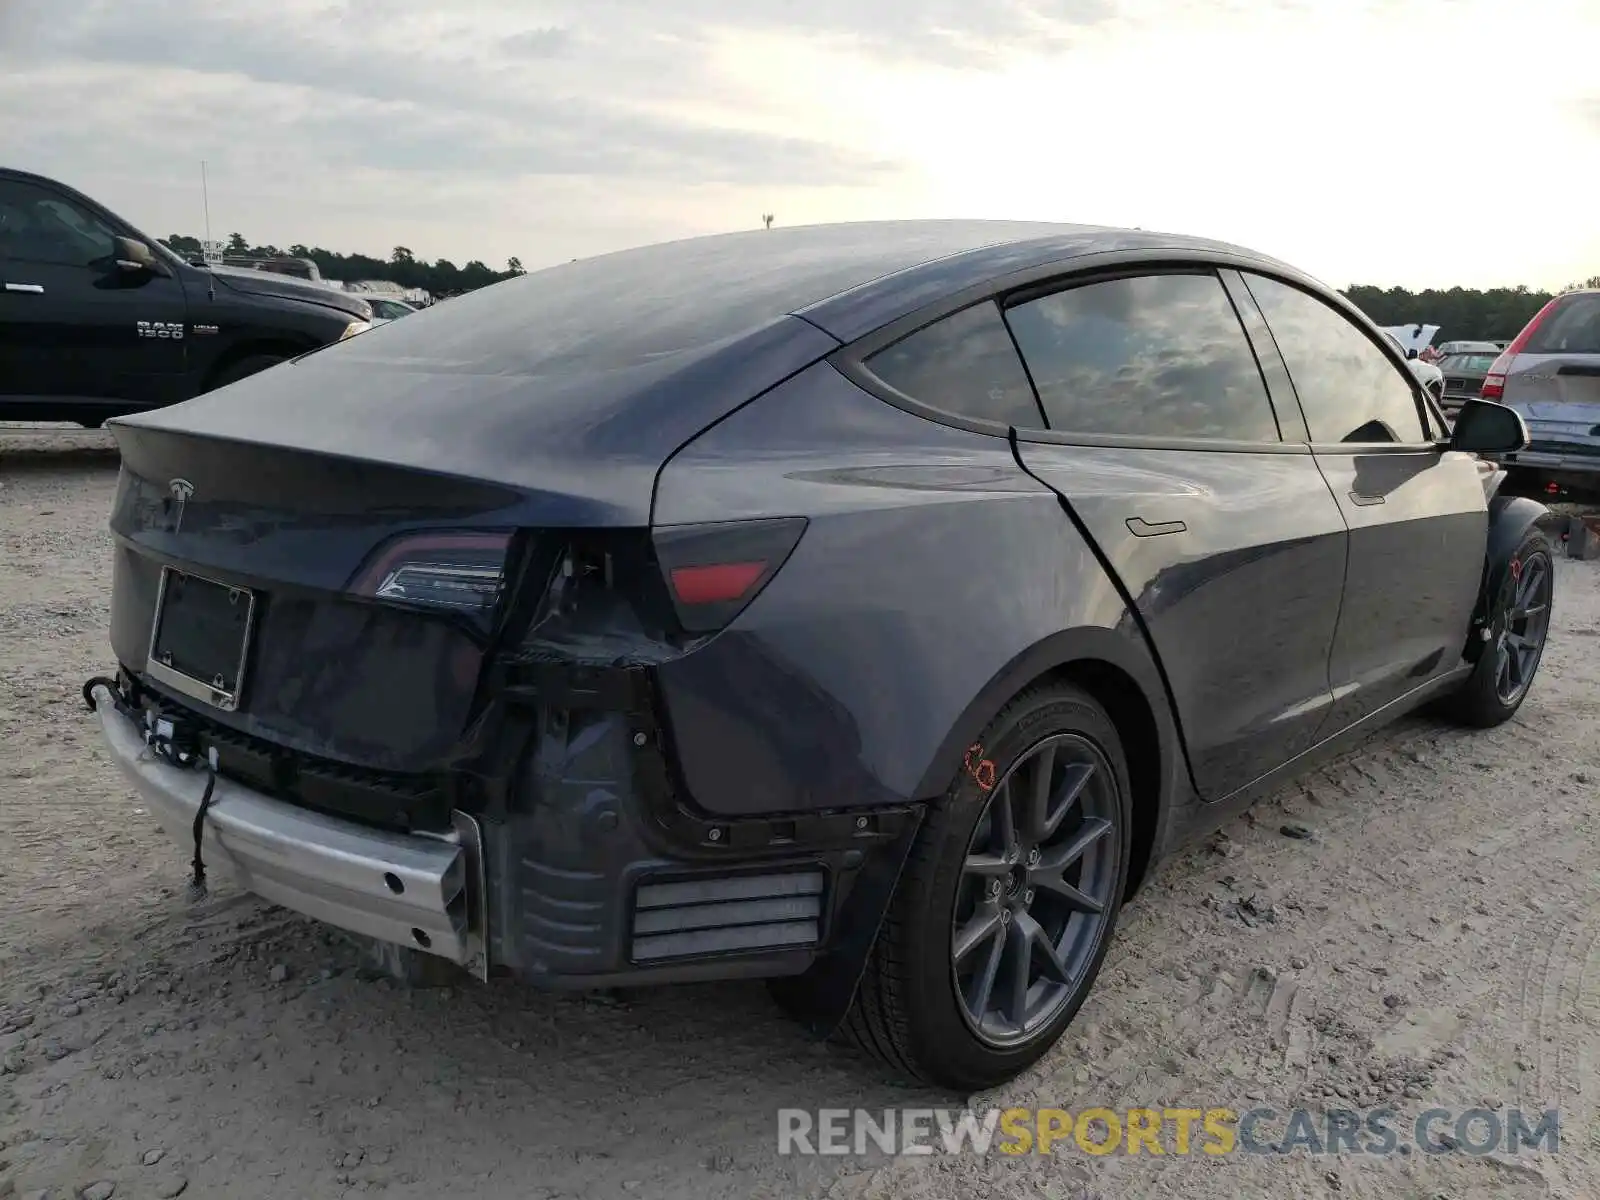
1494, 551, 1552, 705
949, 733, 1120, 1048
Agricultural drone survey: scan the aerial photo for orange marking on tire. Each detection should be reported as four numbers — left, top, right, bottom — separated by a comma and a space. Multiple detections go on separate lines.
963, 744, 996, 791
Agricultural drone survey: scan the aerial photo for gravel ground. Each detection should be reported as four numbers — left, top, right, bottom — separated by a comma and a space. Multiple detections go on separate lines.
2, 425, 1598, 1200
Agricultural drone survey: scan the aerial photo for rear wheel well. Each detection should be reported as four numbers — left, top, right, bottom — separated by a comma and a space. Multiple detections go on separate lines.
202, 339, 312, 392
1045, 658, 1162, 899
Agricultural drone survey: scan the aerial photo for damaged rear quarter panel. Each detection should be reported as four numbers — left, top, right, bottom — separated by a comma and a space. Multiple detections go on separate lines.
648, 362, 1149, 817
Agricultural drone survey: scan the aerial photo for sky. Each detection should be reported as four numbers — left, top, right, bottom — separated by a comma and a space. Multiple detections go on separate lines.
1, 0, 1596, 290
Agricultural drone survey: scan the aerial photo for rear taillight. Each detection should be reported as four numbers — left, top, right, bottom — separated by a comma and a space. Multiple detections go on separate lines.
652, 517, 807, 633
1482, 297, 1563, 400
1480, 364, 1508, 401
349, 531, 512, 613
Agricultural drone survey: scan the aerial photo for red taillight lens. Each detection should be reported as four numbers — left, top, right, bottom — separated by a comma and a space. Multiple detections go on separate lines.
1481, 359, 1509, 400
1484, 297, 1564, 400
349, 531, 512, 613
653, 517, 807, 633
668, 562, 768, 606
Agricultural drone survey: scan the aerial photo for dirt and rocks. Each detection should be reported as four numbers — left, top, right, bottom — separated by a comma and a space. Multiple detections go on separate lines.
2, 425, 1598, 1199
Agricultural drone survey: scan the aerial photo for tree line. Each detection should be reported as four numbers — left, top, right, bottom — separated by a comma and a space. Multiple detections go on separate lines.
158, 230, 1598, 335
159, 234, 526, 297
1343, 276, 1599, 342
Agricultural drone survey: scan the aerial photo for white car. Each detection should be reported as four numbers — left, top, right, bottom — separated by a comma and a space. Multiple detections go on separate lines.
1381, 328, 1445, 403
366, 297, 419, 325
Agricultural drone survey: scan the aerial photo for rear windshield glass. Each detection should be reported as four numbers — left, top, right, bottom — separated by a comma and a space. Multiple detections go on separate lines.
1525, 293, 1600, 355
329, 224, 1060, 377
1440, 354, 1497, 372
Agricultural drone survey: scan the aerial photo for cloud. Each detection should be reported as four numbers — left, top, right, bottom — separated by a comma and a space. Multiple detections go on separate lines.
500, 27, 572, 58
11, 0, 1100, 263
4, 0, 1592, 288
531, 0, 1121, 67
1, 0, 1127, 262
0, 0, 902, 190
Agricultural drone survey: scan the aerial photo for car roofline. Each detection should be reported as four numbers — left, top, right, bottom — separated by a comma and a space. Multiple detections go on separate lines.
794, 231, 1336, 344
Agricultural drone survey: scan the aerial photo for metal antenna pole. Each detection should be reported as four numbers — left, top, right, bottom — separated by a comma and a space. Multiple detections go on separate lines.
201, 160, 213, 247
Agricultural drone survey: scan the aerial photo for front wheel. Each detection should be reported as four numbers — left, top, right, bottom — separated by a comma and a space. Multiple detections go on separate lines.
842, 682, 1131, 1091
1442, 526, 1555, 727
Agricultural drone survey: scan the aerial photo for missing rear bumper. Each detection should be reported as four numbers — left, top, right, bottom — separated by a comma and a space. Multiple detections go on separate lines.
96, 698, 487, 974
480, 655, 919, 994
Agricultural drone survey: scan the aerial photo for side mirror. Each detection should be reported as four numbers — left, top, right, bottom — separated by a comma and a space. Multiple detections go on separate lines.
112, 236, 170, 277
1450, 398, 1529, 455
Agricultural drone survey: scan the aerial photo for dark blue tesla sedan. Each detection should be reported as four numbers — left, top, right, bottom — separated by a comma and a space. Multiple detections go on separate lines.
87, 220, 1552, 1090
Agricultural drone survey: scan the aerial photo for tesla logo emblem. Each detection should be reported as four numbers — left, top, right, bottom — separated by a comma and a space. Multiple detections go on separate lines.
168, 478, 194, 531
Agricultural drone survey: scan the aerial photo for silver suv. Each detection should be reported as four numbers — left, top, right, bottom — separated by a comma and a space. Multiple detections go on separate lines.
1487, 289, 1600, 490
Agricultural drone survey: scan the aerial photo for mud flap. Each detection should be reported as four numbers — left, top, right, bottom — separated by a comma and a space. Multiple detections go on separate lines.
768, 808, 924, 1037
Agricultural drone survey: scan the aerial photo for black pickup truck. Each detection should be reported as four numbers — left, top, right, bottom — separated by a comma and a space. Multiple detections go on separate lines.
0, 168, 372, 427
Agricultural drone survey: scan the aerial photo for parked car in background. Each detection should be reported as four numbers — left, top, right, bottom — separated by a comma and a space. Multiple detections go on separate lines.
0, 168, 372, 426
1382, 329, 1446, 402
1485, 288, 1600, 492
367, 297, 418, 323
1438, 349, 1501, 413
87, 220, 1547, 1092
1437, 340, 1502, 357
219, 255, 325, 283
1381, 323, 1439, 357
333, 280, 433, 306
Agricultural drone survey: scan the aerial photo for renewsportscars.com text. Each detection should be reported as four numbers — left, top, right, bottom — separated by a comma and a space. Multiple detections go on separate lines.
777, 1106, 1561, 1158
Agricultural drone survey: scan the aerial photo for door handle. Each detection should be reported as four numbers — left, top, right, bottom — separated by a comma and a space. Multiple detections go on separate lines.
1127, 516, 1187, 537
1348, 491, 1386, 506
3, 282, 45, 294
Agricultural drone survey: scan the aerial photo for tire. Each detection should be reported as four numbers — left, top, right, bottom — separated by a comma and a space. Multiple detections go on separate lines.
842, 682, 1131, 1091
1441, 526, 1555, 728
210, 353, 287, 391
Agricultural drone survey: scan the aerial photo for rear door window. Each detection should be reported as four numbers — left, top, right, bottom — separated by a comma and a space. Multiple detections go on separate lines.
1244, 274, 1429, 445
1523, 293, 1600, 355
1004, 271, 1281, 441
864, 300, 1045, 427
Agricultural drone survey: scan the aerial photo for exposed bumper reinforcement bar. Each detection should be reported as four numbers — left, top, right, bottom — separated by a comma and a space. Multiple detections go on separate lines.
97, 701, 478, 967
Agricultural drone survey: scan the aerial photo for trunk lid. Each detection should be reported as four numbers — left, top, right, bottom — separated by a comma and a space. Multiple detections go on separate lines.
1501, 354, 1600, 413
106, 428, 528, 778
1500, 292, 1600, 441
1501, 356, 1600, 452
